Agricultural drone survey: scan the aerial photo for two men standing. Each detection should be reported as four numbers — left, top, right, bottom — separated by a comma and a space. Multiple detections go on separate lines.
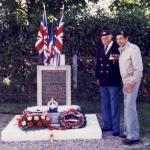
96, 29, 143, 145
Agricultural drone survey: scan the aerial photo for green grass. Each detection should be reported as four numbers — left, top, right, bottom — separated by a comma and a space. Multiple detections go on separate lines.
137, 102, 150, 139
0, 102, 36, 113
73, 99, 100, 113
124, 145, 150, 150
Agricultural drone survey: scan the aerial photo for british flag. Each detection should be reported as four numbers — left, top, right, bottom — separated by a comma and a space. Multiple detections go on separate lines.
35, 5, 50, 65
55, 5, 64, 54
54, 4, 64, 66
49, 19, 56, 63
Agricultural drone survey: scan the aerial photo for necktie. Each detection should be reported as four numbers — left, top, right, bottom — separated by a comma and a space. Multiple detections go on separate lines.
104, 46, 108, 54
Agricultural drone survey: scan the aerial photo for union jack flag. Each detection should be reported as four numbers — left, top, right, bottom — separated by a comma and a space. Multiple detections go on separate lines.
48, 19, 56, 65
54, 4, 64, 66
55, 5, 64, 53
35, 4, 50, 65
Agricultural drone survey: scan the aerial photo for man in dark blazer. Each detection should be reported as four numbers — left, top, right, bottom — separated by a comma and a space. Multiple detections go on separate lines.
96, 29, 121, 136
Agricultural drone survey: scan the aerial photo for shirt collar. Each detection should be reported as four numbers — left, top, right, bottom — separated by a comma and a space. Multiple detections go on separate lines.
119, 41, 130, 53
105, 41, 113, 54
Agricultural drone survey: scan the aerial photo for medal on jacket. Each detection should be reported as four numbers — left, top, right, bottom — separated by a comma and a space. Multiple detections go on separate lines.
109, 54, 120, 64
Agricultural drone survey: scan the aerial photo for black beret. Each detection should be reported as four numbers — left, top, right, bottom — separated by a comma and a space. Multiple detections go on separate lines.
100, 29, 112, 37
116, 30, 128, 37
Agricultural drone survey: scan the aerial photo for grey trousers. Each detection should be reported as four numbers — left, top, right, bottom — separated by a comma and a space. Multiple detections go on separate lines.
123, 80, 141, 140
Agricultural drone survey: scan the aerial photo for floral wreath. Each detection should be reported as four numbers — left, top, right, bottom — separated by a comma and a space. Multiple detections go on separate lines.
59, 109, 86, 129
17, 113, 51, 130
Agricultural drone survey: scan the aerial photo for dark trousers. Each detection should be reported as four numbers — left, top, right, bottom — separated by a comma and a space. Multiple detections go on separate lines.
99, 86, 121, 133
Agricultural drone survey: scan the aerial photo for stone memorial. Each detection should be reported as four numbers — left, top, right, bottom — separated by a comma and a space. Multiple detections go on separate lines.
37, 65, 71, 105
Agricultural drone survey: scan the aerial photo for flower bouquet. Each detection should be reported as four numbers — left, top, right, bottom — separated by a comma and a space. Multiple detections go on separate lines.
17, 113, 51, 130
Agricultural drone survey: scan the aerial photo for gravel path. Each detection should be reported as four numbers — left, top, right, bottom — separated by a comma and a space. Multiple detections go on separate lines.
0, 114, 149, 150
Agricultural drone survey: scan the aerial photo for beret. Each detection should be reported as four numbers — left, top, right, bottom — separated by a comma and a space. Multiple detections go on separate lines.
116, 30, 128, 37
100, 29, 112, 37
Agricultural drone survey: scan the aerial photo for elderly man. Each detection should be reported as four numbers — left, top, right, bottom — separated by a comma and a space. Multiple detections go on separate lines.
116, 31, 143, 145
96, 29, 121, 136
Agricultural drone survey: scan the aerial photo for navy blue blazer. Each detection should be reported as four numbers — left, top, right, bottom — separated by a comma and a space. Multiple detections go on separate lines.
95, 42, 121, 86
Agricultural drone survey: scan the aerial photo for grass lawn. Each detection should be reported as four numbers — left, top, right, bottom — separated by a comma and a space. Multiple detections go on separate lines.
125, 145, 150, 150
0, 102, 36, 113
137, 102, 150, 139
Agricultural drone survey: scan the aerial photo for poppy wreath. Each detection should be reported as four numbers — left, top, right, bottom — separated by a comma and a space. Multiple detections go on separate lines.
59, 109, 86, 129
17, 113, 51, 130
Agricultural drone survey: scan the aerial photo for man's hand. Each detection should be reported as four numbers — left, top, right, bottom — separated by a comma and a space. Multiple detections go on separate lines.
124, 83, 134, 93
96, 80, 99, 85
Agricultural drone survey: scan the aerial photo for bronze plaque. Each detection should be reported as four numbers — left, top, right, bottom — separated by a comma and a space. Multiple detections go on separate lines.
42, 70, 66, 105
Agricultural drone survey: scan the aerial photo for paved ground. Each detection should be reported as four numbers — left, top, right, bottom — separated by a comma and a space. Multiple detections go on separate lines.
0, 114, 149, 150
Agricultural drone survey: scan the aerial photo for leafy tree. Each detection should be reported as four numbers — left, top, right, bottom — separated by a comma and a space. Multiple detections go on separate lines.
109, 0, 150, 56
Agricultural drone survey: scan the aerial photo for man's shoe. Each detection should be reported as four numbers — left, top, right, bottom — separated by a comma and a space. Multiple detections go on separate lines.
112, 132, 120, 136
122, 139, 140, 145
119, 134, 126, 138
102, 128, 112, 132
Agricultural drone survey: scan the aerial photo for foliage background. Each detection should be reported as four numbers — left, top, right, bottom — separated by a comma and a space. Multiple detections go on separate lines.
0, 0, 150, 103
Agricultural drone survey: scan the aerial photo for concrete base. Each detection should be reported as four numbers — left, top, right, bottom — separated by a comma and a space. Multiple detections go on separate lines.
1, 114, 102, 141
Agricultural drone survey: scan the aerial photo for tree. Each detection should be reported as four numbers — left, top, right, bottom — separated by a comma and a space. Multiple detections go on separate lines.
109, 0, 150, 56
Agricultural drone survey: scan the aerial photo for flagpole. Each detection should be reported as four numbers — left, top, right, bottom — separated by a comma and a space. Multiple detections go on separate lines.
43, 3, 45, 11
58, 4, 64, 66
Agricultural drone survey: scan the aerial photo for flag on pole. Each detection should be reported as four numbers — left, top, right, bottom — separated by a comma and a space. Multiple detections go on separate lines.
49, 19, 55, 61
35, 4, 50, 65
48, 19, 58, 66
54, 4, 64, 66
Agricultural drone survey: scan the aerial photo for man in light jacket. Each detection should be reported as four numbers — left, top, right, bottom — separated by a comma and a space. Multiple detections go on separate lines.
116, 30, 143, 145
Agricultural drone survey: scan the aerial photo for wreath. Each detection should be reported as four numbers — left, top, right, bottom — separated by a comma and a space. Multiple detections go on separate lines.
59, 109, 86, 129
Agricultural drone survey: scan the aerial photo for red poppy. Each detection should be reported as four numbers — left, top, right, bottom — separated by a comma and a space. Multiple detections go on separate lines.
18, 119, 23, 127
42, 120, 49, 125
37, 121, 42, 128
27, 121, 34, 127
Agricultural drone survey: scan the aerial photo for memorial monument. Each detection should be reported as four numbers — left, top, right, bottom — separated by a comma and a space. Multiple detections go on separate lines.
37, 56, 71, 106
